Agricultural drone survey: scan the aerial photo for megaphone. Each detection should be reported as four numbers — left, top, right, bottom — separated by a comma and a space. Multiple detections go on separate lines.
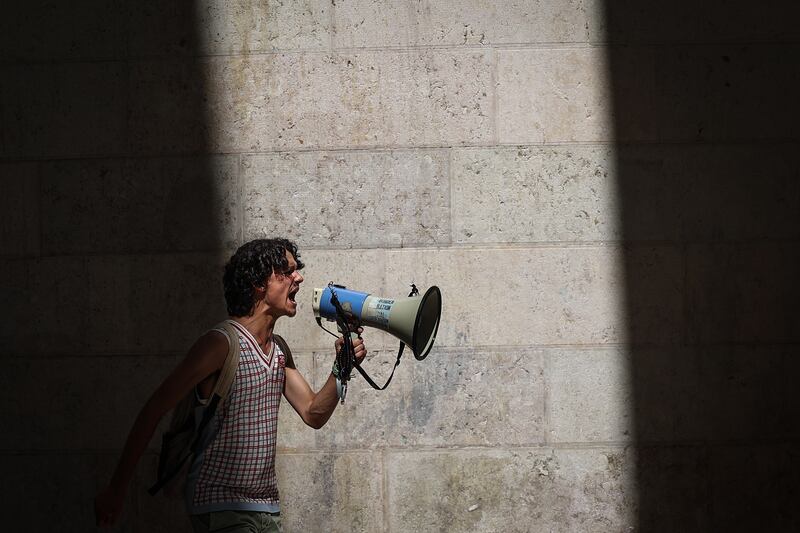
312, 284, 442, 360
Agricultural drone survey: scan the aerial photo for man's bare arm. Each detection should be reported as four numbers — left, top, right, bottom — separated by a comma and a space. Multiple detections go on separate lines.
283, 333, 366, 429
94, 331, 228, 528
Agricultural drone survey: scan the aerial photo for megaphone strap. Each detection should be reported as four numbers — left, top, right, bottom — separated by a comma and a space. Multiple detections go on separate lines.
354, 342, 405, 391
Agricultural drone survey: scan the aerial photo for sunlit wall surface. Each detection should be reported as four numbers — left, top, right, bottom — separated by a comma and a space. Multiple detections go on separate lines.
193, 2, 637, 531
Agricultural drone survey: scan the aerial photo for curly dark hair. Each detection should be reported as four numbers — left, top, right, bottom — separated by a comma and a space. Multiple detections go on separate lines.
223, 238, 304, 317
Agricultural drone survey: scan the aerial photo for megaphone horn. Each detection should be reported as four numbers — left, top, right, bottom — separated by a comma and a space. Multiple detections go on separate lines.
312, 284, 442, 361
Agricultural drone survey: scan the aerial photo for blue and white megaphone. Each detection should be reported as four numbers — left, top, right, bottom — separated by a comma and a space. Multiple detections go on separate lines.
312, 284, 442, 360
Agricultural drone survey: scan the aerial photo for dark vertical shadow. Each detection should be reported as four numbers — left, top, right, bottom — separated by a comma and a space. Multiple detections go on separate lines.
1, 2, 223, 531
604, 1, 800, 531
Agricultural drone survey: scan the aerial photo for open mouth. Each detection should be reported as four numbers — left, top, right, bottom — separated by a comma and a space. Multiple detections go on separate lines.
288, 287, 299, 304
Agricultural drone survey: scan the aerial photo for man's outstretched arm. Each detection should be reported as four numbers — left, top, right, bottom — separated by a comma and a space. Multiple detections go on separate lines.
283, 331, 366, 429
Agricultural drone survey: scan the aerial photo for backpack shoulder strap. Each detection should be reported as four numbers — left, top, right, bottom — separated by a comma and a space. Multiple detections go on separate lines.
209, 320, 241, 400
272, 334, 291, 357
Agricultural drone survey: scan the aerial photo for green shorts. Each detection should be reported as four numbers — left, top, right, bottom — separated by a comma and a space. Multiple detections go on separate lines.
190, 510, 282, 533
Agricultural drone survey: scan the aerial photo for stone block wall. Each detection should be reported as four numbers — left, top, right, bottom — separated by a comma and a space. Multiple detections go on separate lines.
2, 1, 798, 532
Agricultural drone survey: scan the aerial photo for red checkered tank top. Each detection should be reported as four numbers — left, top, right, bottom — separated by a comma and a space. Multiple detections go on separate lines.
187, 320, 285, 514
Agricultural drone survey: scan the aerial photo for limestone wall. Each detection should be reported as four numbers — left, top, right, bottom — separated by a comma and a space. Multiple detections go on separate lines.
200, 3, 635, 530
2, 1, 798, 532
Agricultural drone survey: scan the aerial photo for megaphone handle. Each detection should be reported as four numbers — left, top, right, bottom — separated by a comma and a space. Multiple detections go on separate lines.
334, 321, 357, 404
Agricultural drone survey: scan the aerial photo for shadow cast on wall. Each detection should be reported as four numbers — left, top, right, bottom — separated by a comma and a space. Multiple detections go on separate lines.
604, 1, 800, 530
2, 2, 223, 531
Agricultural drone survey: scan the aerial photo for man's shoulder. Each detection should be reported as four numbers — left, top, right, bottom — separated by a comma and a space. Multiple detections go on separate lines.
189, 328, 231, 371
